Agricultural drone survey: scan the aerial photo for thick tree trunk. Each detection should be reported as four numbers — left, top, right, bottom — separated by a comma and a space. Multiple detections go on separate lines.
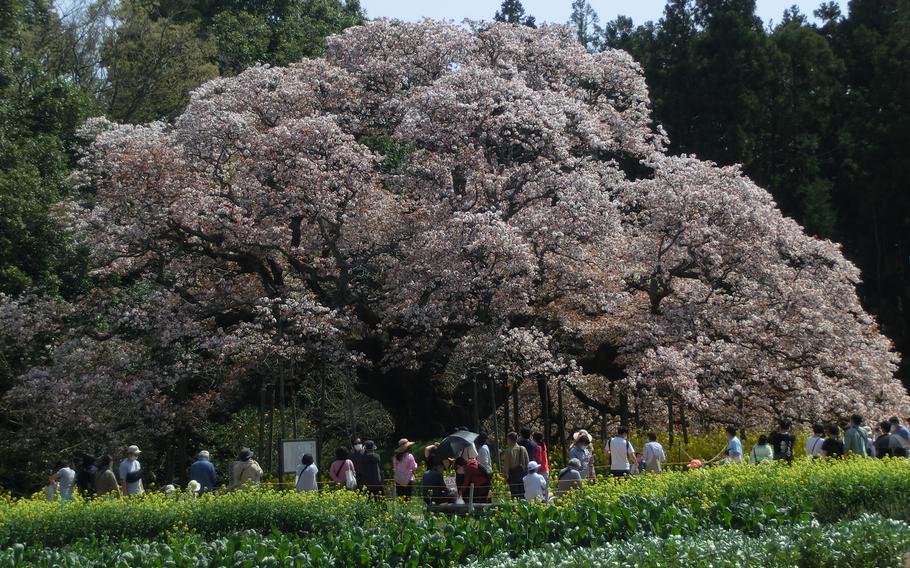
258, 381, 266, 459
667, 397, 675, 448
512, 387, 520, 432
537, 377, 551, 445
355, 366, 487, 441
557, 377, 567, 464
619, 393, 629, 427
680, 400, 689, 445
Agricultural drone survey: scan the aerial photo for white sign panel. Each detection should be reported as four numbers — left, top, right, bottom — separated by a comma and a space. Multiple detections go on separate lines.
282, 439, 318, 474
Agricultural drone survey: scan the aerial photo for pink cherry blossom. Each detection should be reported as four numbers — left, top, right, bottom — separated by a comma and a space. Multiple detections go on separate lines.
4, 21, 908, 449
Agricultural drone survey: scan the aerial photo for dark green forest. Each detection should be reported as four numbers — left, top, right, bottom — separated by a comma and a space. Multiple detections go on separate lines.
1, 0, 909, 394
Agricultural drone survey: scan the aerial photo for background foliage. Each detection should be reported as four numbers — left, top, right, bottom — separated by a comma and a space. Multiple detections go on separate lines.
1, 0, 909, 494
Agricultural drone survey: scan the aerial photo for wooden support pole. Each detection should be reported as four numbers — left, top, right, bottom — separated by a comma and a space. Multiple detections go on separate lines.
558, 376, 567, 465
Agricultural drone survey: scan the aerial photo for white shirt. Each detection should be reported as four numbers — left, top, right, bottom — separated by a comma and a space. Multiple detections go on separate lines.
523, 471, 548, 502
477, 444, 492, 470
642, 441, 666, 472
119, 458, 143, 495
296, 464, 318, 492
607, 437, 635, 471
460, 442, 478, 460
806, 435, 825, 457
56, 467, 76, 499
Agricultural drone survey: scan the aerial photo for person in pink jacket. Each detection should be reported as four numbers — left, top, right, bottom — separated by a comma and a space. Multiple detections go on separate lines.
329, 447, 356, 490
392, 438, 417, 498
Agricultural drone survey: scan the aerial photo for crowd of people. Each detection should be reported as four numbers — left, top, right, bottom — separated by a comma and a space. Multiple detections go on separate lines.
721, 415, 910, 465
43, 415, 910, 505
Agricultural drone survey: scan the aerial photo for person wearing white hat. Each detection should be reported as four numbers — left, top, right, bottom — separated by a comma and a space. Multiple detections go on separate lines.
570, 430, 595, 481
522, 461, 548, 502
119, 445, 144, 496
189, 450, 217, 494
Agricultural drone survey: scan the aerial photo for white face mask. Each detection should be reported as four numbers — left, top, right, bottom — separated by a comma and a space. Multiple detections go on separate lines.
354, 444, 363, 452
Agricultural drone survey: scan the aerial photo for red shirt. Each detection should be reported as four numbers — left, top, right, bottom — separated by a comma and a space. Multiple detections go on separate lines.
536, 443, 549, 473
459, 458, 489, 494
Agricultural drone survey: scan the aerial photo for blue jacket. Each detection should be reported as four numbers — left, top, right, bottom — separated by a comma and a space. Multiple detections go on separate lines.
189, 459, 218, 493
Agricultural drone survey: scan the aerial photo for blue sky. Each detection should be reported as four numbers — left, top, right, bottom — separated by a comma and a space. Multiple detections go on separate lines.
359, 1, 844, 27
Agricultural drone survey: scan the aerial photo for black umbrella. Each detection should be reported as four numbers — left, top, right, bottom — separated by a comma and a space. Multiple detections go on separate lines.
433, 430, 479, 461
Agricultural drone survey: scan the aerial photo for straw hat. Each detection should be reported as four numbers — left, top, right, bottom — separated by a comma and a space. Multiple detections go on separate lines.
395, 438, 415, 453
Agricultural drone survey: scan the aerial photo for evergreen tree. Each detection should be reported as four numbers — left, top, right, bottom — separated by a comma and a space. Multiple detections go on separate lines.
0, 0, 94, 297
101, 1, 219, 123
569, 0, 601, 50
494, 0, 536, 27
828, 0, 910, 382
208, 0, 365, 74
756, 18, 841, 236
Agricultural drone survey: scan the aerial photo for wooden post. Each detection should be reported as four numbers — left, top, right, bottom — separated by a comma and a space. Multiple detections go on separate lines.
472, 376, 480, 433
392, 481, 397, 500
542, 378, 551, 447
558, 376, 567, 465
278, 364, 287, 489
267, 386, 275, 475
503, 381, 511, 436
489, 376, 502, 473
258, 380, 266, 460
680, 400, 689, 445
291, 360, 298, 439
512, 385, 520, 433
468, 483, 475, 513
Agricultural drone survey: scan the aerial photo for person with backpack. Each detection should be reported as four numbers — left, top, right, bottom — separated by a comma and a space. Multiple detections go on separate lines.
231, 448, 263, 490
329, 447, 357, 490
502, 432, 529, 499
606, 426, 636, 477
805, 423, 826, 457
119, 445, 145, 496
844, 414, 869, 457
641, 432, 666, 473
821, 425, 845, 458
768, 419, 795, 463
295, 453, 318, 492
455, 455, 491, 503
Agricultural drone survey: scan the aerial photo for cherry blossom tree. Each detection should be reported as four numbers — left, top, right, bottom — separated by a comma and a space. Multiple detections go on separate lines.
4, 20, 908, 454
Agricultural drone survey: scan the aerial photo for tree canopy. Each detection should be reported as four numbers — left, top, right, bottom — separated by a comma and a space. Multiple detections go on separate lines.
3, 22, 905, 467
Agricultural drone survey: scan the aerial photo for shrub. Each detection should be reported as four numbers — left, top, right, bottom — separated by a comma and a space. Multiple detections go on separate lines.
465, 514, 910, 568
